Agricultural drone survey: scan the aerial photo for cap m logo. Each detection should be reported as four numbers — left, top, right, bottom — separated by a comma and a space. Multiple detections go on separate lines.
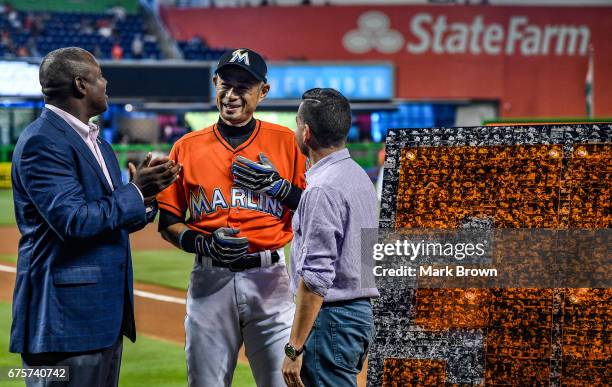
230, 49, 250, 66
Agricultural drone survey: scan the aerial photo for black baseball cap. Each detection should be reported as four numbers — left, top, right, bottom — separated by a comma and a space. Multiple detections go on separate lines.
215, 48, 267, 83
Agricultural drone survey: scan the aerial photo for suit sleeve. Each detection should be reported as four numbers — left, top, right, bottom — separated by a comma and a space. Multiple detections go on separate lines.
156, 143, 187, 218
18, 135, 147, 241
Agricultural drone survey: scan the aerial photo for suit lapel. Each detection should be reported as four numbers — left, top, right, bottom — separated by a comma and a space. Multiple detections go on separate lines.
41, 109, 114, 193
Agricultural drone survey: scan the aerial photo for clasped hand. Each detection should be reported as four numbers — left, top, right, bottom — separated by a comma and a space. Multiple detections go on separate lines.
129, 152, 181, 200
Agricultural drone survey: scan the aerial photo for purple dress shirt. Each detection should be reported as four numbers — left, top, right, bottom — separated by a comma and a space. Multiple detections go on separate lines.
290, 148, 380, 302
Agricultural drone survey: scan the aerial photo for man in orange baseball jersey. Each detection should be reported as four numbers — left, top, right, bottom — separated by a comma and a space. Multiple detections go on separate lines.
157, 48, 306, 387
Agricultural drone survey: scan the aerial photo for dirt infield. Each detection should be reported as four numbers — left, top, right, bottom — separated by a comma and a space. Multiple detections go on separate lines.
0, 223, 174, 255
0, 219, 368, 384
0, 267, 368, 385
0, 266, 252, 365
0, 226, 21, 255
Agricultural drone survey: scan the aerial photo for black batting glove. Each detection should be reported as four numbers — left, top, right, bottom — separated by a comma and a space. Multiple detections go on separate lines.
232, 152, 292, 201
195, 227, 248, 264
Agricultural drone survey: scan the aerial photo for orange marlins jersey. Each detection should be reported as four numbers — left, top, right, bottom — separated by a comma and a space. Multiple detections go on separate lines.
157, 120, 307, 252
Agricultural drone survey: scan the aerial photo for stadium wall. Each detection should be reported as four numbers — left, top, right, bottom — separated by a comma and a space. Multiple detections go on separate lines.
161, 4, 612, 118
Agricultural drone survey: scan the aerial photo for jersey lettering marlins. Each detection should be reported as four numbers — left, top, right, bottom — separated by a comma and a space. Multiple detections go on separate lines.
158, 120, 307, 252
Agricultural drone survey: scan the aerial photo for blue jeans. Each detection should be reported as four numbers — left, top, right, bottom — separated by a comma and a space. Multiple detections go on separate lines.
301, 299, 373, 387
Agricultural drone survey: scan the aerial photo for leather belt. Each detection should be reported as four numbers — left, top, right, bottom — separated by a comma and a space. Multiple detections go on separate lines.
196, 251, 280, 272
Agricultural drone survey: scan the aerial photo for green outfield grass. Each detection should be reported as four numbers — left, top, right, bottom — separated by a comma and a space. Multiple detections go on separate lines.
0, 190, 15, 226
131, 249, 193, 290
0, 302, 256, 387
0, 300, 21, 386
131, 245, 292, 291
0, 245, 292, 293
0, 255, 15, 264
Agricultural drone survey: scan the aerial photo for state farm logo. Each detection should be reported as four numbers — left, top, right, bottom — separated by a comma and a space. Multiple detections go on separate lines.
343, 11, 590, 56
343, 11, 404, 54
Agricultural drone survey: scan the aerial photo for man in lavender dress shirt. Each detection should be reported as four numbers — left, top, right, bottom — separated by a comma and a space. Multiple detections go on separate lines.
281, 88, 380, 387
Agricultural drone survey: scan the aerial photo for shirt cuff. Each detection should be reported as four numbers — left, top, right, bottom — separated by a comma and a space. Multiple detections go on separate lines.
300, 269, 333, 298
130, 182, 144, 202
145, 200, 158, 222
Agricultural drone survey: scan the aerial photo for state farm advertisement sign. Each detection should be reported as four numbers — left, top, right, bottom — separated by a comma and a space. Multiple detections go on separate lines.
343, 11, 589, 57
162, 5, 612, 117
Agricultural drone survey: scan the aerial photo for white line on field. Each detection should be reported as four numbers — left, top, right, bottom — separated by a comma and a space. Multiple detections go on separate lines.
134, 289, 186, 305
0, 264, 16, 273
0, 264, 185, 305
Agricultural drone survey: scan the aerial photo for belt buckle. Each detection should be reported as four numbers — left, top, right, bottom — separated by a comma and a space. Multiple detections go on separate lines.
227, 255, 249, 272
228, 262, 245, 272
230, 253, 260, 272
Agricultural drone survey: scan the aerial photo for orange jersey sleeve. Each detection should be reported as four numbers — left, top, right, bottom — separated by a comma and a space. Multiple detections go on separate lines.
157, 143, 187, 219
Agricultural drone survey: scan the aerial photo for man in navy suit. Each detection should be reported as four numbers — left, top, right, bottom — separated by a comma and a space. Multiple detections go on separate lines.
9, 47, 181, 386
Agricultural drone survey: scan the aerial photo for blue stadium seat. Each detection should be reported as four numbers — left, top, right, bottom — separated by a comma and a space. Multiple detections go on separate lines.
0, 9, 163, 60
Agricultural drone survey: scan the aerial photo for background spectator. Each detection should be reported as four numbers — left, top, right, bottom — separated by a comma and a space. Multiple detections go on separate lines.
131, 34, 143, 59
111, 41, 123, 60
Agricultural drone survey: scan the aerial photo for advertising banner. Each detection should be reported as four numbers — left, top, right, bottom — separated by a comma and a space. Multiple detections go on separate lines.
162, 5, 612, 117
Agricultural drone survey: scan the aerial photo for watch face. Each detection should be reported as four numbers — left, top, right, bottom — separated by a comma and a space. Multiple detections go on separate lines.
284, 343, 296, 359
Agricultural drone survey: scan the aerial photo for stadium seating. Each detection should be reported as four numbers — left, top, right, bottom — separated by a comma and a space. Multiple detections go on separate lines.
177, 40, 227, 61
0, 10, 162, 59
0, 8, 227, 61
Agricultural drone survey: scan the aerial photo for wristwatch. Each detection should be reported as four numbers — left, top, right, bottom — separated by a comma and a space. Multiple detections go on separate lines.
284, 342, 303, 361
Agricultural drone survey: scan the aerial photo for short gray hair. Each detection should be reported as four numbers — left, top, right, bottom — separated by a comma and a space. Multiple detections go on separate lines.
39, 47, 95, 99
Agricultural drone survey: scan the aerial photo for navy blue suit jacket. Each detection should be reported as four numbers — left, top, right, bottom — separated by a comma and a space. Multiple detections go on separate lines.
10, 108, 154, 354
